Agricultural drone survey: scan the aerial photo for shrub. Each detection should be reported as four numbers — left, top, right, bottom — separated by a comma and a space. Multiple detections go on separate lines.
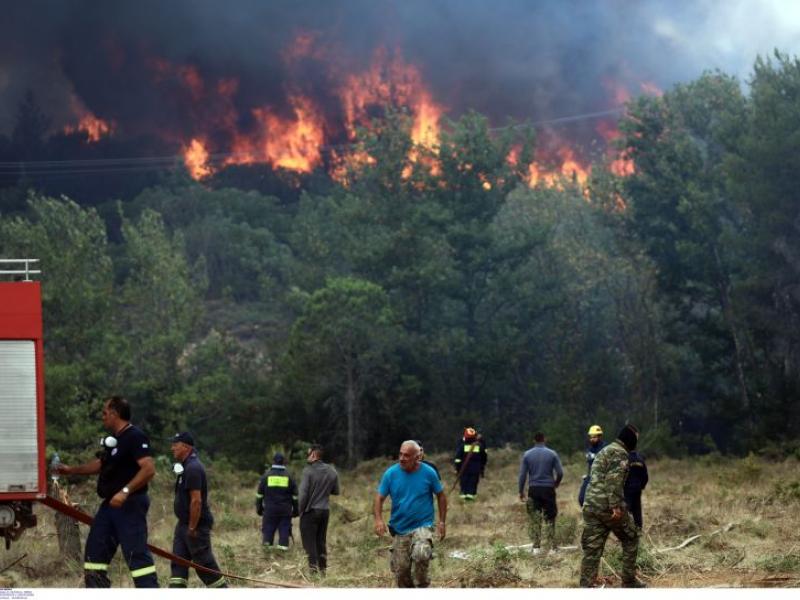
457, 542, 523, 588
739, 518, 770, 539
771, 480, 800, 503
756, 554, 800, 573
604, 541, 660, 577
554, 514, 578, 546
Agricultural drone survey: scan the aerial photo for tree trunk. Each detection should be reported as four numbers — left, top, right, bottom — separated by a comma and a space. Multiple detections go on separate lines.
713, 245, 751, 424
47, 481, 81, 564
345, 364, 358, 467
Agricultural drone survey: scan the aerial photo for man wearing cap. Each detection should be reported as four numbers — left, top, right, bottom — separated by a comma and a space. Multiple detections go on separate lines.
256, 452, 298, 550
578, 425, 606, 507
579, 424, 644, 588
298, 444, 340, 575
54, 396, 158, 588
168, 432, 227, 588
453, 427, 487, 500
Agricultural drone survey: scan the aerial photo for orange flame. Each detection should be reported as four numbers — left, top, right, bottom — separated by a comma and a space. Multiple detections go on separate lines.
525, 151, 590, 188
509, 138, 590, 190
183, 138, 213, 180
329, 148, 377, 186
609, 154, 635, 177
596, 120, 635, 176
410, 91, 441, 149
64, 113, 113, 142
226, 95, 325, 172
64, 95, 114, 142
339, 47, 443, 148
166, 37, 641, 189
169, 39, 447, 181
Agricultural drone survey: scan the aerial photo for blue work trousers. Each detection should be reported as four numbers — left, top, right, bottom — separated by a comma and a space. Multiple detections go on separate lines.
83, 493, 158, 588
262, 514, 292, 547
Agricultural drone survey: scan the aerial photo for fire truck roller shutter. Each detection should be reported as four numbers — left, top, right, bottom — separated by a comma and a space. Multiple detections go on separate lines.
0, 341, 39, 493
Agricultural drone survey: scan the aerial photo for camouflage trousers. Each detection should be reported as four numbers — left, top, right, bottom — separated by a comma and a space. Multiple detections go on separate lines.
526, 487, 557, 551
390, 527, 434, 588
579, 508, 639, 587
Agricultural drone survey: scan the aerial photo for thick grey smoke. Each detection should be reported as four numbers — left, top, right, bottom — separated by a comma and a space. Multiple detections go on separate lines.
2, 0, 799, 143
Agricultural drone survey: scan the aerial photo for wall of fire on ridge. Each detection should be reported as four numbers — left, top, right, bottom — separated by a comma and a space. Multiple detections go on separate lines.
55, 31, 657, 189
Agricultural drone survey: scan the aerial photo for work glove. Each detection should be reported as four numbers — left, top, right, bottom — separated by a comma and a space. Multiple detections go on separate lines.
291, 500, 299, 518
255, 499, 263, 516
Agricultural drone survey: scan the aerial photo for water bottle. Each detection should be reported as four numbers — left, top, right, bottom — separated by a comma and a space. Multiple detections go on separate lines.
50, 453, 61, 483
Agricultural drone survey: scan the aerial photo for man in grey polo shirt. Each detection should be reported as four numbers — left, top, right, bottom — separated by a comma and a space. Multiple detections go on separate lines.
518, 431, 563, 553
298, 444, 340, 575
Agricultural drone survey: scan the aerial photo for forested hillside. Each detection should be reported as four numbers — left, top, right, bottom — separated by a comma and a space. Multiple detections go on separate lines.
2, 54, 800, 468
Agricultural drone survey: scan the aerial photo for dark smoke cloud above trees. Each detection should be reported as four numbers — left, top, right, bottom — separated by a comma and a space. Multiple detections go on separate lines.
2, 0, 798, 136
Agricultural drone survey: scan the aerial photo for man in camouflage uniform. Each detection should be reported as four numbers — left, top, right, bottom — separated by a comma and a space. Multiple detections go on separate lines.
579, 424, 644, 588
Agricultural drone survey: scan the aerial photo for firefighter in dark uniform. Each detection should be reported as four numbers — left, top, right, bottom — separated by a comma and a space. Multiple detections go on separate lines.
168, 432, 227, 588
578, 424, 606, 506
453, 427, 487, 500
54, 396, 158, 588
256, 452, 298, 549
624, 450, 648, 528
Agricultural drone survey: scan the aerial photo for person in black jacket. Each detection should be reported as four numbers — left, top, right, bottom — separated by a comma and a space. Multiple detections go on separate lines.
256, 453, 298, 550
624, 451, 648, 528
453, 427, 487, 500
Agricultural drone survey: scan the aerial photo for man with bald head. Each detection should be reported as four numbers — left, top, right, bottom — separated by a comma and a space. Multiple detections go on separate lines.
374, 441, 447, 588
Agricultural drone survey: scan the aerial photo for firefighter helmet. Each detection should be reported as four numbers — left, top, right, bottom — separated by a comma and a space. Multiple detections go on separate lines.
588, 425, 603, 436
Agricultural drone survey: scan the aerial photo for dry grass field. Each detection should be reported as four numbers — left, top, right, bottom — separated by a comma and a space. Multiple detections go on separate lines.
2, 448, 799, 588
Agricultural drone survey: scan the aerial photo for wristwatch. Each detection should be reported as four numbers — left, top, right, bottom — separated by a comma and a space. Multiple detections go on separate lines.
122, 486, 130, 494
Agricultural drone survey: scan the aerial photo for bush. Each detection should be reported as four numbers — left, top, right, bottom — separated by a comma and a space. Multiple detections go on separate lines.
756, 553, 800, 573
771, 480, 800, 503
457, 542, 523, 588
638, 423, 680, 459
755, 441, 800, 461
554, 514, 578, 546
739, 518, 770, 539
605, 542, 660, 577
717, 453, 764, 486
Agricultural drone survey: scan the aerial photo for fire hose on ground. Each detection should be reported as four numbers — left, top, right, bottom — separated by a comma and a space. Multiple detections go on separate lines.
40, 493, 306, 588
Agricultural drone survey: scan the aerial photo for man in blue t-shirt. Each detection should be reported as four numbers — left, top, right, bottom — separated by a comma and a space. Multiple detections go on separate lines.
374, 441, 447, 588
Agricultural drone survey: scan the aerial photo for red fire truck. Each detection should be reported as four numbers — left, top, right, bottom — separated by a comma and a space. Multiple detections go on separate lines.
0, 259, 46, 548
